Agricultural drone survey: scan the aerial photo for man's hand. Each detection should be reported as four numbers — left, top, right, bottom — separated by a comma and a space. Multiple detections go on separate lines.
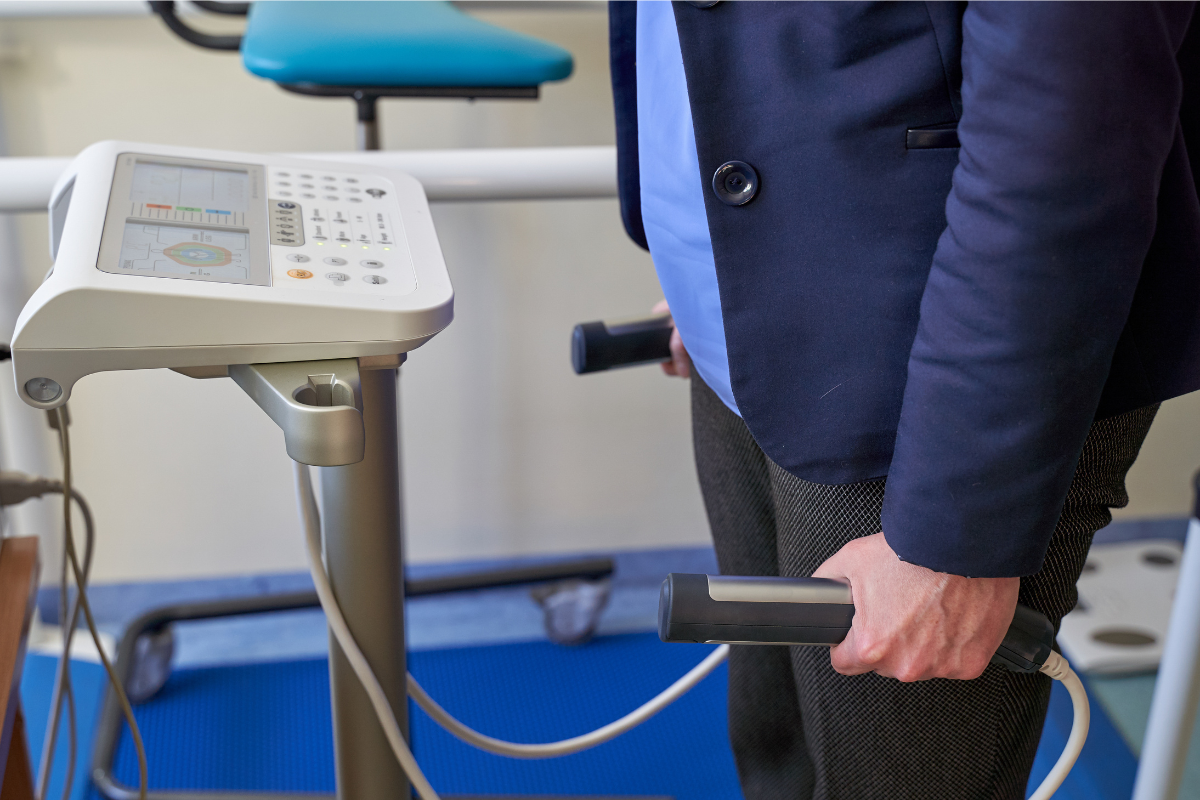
812, 533, 1019, 682
652, 300, 691, 378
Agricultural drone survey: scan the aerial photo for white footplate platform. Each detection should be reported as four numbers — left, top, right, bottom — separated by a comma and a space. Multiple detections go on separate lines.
11, 141, 453, 409
1058, 538, 1184, 675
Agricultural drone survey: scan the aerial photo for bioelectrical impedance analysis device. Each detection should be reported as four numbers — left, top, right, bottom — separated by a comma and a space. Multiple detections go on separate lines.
12, 140, 452, 409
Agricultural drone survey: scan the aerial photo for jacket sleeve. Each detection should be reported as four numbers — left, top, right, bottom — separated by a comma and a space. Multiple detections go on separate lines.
881, 2, 1194, 577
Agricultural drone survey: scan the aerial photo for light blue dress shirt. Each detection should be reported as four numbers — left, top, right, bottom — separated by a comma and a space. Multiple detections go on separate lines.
636, 1, 740, 416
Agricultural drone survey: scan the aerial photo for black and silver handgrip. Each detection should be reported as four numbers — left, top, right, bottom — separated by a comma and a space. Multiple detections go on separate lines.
658, 573, 1056, 674
571, 312, 673, 374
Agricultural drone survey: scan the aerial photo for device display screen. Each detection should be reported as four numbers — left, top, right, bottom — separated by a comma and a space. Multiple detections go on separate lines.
118, 222, 251, 282
98, 153, 269, 286
129, 161, 250, 217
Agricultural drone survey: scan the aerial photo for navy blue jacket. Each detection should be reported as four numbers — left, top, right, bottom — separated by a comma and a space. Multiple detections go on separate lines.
610, 2, 1200, 577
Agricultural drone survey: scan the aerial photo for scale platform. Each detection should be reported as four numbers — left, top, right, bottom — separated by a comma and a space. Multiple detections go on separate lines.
1059, 539, 1184, 675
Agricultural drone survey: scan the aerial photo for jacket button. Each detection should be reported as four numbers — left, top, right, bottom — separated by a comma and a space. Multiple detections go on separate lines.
712, 161, 759, 206
687, 1, 721, 7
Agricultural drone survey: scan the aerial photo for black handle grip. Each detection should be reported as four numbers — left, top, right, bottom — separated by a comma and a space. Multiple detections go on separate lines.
658, 573, 1055, 674
571, 313, 673, 374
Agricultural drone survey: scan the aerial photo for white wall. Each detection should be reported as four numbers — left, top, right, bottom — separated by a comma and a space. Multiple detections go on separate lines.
0, 4, 1193, 586
1114, 392, 1200, 521
0, 5, 711, 583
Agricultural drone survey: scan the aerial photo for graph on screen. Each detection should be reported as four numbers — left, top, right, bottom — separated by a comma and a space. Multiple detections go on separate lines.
119, 222, 251, 282
130, 161, 249, 215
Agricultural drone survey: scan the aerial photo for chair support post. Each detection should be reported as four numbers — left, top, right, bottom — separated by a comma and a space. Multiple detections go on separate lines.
354, 93, 381, 152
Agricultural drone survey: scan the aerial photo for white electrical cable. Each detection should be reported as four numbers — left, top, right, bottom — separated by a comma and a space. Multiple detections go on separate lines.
292, 462, 442, 800
293, 463, 728, 792
1030, 651, 1090, 800
407, 644, 729, 758
292, 460, 1085, 796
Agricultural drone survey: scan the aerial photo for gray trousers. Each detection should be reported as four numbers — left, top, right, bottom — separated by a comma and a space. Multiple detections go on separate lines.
690, 375, 1158, 800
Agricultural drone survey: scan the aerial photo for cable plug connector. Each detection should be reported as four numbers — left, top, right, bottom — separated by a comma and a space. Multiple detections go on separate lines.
0, 470, 62, 507
1038, 650, 1072, 681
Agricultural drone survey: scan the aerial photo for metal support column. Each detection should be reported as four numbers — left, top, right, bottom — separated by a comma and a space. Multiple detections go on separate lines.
319, 365, 407, 800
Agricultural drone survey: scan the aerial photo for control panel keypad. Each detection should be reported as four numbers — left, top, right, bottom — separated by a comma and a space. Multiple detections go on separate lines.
267, 167, 416, 296
270, 200, 305, 246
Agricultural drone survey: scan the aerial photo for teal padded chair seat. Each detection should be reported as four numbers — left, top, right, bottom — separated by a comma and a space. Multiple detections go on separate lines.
241, 1, 573, 88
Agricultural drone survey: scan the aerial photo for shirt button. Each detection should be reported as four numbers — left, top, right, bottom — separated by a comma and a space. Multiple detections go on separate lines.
712, 161, 759, 206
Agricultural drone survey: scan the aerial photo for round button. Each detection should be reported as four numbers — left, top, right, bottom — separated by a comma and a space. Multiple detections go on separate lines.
365, 188, 386, 198
277, 190, 292, 197
276, 201, 296, 209
346, 187, 361, 193
301, 193, 316, 199
287, 269, 313, 279
287, 254, 310, 263
277, 171, 290, 177
324, 257, 348, 266
711, 161, 759, 206
325, 195, 339, 201
326, 272, 350, 282
299, 174, 313, 179
301, 183, 314, 189
348, 197, 362, 203
361, 259, 384, 268
345, 177, 359, 183
363, 274, 387, 285
277, 181, 291, 187
323, 185, 337, 191
25, 377, 61, 403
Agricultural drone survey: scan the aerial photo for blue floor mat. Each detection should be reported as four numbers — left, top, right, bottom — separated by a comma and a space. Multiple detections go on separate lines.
100, 633, 741, 799
20, 655, 108, 800
78, 632, 1137, 800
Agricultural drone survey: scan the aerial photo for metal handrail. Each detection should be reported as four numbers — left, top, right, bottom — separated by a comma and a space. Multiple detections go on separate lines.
0, 146, 617, 213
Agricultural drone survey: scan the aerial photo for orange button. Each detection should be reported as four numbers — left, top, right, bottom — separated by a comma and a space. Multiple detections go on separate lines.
287, 269, 313, 279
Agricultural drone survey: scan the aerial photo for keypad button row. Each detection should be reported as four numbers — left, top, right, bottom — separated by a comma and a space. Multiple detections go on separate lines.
274, 172, 360, 183
285, 267, 387, 286
286, 254, 387, 269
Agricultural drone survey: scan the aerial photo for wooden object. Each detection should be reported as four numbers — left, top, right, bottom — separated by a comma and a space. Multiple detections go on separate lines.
0, 537, 39, 800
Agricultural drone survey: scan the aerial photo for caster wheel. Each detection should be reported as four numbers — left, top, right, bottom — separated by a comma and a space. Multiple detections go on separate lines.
531, 578, 611, 645
125, 625, 175, 704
